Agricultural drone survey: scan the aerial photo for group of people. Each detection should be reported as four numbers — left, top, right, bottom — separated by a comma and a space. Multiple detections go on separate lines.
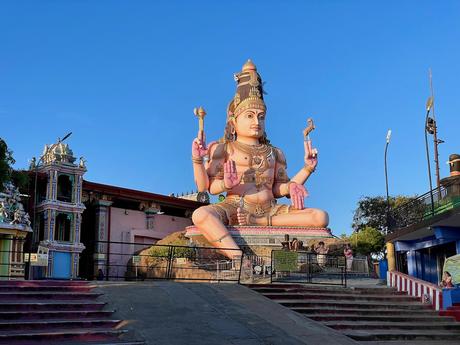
312, 242, 354, 272
284, 240, 354, 271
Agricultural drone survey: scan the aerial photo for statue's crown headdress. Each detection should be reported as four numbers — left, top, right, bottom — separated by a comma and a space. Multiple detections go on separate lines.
227, 59, 266, 120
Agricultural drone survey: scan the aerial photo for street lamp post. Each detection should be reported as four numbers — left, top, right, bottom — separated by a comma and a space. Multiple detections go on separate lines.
424, 97, 435, 214
384, 129, 392, 234
427, 69, 444, 192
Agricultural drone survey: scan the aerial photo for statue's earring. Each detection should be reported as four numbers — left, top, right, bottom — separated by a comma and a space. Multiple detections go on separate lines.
231, 126, 236, 141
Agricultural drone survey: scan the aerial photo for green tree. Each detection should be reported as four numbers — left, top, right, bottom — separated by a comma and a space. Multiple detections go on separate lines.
0, 139, 29, 193
0, 138, 15, 192
349, 226, 384, 257
352, 195, 417, 234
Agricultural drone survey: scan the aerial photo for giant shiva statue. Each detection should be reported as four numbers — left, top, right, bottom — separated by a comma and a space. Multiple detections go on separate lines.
191, 60, 328, 259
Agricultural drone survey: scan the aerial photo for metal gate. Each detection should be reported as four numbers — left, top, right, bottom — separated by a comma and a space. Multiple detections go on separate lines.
270, 250, 347, 287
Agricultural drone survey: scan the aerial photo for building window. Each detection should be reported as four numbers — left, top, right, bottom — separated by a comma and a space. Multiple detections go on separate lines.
55, 213, 72, 242
37, 177, 48, 203
38, 213, 45, 241
396, 251, 408, 274
57, 174, 73, 203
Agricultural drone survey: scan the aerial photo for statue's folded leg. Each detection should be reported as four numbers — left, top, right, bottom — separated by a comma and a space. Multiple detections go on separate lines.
191, 205, 241, 259
272, 208, 329, 228
270, 207, 329, 228
232, 203, 328, 228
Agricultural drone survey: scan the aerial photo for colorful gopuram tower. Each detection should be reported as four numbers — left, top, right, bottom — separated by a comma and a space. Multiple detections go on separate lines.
33, 140, 86, 279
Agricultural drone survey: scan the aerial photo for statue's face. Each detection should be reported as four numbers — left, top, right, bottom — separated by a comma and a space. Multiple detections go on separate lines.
234, 108, 266, 139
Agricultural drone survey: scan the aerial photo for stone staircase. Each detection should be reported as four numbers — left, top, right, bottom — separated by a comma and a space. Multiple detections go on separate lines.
248, 283, 460, 343
0, 280, 144, 344
440, 303, 460, 321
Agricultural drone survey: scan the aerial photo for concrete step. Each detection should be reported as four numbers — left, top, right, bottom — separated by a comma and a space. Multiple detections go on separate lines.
56, 341, 145, 345
303, 313, 455, 323
0, 280, 141, 345
324, 321, 460, 331
439, 309, 460, 321
250, 286, 404, 295
0, 319, 121, 331
0, 292, 102, 300
291, 307, 438, 316
344, 329, 460, 341
0, 280, 89, 286
249, 283, 460, 342
0, 310, 114, 321
13, 340, 145, 345
0, 301, 106, 311
0, 285, 95, 292
261, 292, 418, 302
0, 328, 127, 344
359, 341, 460, 345
350, 287, 403, 295
277, 299, 431, 310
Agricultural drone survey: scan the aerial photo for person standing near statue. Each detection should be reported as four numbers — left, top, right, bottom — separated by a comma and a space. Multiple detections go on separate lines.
315, 241, 329, 268
344, 243, 353, 272
191, 60, 329, 259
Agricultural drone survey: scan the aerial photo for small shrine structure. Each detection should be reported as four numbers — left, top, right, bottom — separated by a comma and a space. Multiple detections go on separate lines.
0, 182, 32, 279
31, 140, 86, 279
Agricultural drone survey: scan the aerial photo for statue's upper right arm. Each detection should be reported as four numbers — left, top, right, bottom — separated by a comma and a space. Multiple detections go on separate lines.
209, 143, 226, 161
207, 143, 226, 179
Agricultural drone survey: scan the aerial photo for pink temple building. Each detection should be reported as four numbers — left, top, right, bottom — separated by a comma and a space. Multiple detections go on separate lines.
79, 181, 205, 280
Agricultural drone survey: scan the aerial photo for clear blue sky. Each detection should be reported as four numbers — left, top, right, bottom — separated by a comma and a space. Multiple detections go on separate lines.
1, 1, 460, 235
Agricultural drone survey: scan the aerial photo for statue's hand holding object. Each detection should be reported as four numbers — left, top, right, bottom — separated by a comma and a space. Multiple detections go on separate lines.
303, 118, 318, 171
191, 131, 215, 159
191, 106, 216, 161
304, 139, 318, 171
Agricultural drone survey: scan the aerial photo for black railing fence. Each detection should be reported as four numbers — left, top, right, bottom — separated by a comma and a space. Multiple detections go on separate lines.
91, 240, 244, 282
237, 254, 273, 284
270, 250, 347, 287
389, 179, 460, 231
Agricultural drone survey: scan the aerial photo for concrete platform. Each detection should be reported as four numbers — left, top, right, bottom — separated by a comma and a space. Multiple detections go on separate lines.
94, 281, 358, 345
185, 225, 333, 247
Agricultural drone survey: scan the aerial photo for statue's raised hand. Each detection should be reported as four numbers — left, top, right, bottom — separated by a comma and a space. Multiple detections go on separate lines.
223, 160, 242, 189
289, 182, 308, 210
192, 130, 215, 159
304, 139, 318, 171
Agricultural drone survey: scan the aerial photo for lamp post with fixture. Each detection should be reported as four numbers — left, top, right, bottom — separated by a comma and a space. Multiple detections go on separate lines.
384, 129, 392, 234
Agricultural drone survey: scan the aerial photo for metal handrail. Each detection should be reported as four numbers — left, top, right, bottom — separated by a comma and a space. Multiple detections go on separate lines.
389, 178, 460, 231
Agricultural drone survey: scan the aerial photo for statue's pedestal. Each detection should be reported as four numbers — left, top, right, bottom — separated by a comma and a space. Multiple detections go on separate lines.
185, 225, 333, 257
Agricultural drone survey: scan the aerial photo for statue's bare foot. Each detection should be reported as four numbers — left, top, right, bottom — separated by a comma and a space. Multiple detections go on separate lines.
237, 207, 253, 225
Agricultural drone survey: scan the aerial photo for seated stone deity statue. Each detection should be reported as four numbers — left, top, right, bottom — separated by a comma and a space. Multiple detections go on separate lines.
191, 60, 329, 259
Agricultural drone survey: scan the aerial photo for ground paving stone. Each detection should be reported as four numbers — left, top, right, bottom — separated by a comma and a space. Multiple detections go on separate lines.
94, 281, 358, 345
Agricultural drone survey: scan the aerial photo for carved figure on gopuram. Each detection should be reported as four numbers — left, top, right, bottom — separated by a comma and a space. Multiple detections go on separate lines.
191, 60, 329, 259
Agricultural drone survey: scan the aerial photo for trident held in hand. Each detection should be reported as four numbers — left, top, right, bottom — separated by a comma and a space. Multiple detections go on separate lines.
303, 118, 318, 158
303, 118, 315, 141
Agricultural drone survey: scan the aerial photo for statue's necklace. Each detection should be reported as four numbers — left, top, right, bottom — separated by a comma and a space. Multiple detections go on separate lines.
232, 141, 272, 166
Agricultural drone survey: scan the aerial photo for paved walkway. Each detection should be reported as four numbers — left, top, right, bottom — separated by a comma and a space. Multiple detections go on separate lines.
94, 281, 358, 345
346, 277, 388, 288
